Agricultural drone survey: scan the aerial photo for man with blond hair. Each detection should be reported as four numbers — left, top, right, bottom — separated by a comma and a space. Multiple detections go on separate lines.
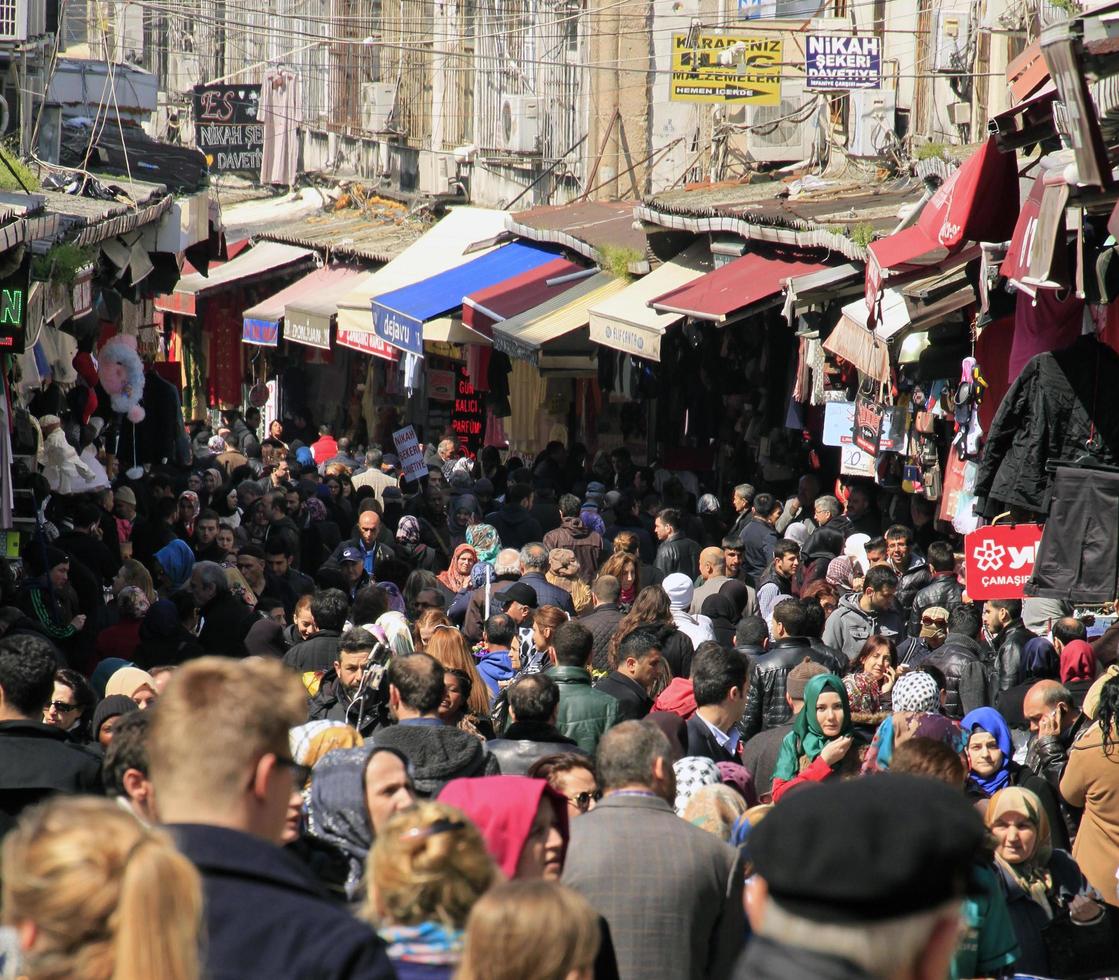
149, 657, 393, 979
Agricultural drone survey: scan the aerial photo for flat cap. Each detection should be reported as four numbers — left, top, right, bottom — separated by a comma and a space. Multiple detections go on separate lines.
747, 774, 985, 923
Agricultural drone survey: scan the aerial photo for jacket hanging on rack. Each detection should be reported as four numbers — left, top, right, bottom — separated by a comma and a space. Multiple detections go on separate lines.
975, 334, 1119, 517
259, 68, 302, 187
1026, 466, 1119, 602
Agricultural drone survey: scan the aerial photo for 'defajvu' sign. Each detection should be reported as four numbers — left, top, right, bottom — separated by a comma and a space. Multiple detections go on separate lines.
964, 524, 1043, 599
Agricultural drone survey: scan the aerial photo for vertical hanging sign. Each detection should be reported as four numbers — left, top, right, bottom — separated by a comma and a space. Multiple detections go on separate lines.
450, 363, 484, 454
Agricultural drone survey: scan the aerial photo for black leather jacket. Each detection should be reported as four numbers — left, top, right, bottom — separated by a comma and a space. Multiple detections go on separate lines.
926, 640, 990, 720
484, 721, 584, 775
653, 532, 701, 578
908, 573, 964, 635
1024, 711, 1091, 839
739, 637, 845, 740
991, 621, 1035, 692
895, 555, 931, 613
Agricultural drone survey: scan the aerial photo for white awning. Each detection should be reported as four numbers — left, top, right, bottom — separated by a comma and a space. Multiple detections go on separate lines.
587, 240, 713, 362
336, 207, 511, 335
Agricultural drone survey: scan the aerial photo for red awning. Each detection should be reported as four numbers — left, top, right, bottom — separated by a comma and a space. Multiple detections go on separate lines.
649, 252, 832, 324
866, 137, 1020, 309
462, 256, 589, 337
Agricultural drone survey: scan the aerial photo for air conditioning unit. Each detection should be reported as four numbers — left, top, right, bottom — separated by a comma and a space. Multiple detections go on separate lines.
847, 88, 897, 158
500, 94, 541, 154
360, 82, 396, 133
0, 0, 46, 41
933, 9, 970, 72
745, 83, 817, 163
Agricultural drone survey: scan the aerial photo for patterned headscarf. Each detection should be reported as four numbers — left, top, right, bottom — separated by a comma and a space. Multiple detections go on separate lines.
376, 610, 414, 656
290, 721, 365, 771
861, 712, 966, 774
303, 496, 328, 524
697, 493, 721, 515
673, 756, 721, 816
376, 582, 406, 615
466, 524, 501, 565
891, 670, 941, 713
395, 515, 421, 545
826, 557, 855, 590
178, 490, 200, 520
683, 784, 750, 841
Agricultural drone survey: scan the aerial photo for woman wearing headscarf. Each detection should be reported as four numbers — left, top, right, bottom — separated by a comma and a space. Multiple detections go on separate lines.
861, 710, 965, 775
446, 494, 480, 550
16, 545, 84, 650
795, 527, 845, 593
843, 635, 897, 730
93, 584, 149, 665
771, 674, 864, 801
437, 543, 478, 596
696, 494, 726, 548
683, 785, 750, 842
152, 538, 195, 596
1059, 639, 1097, 708
394, 515, 439, 572
173, 490, 200, 541
717, 579, 754, 622
962, 706, 1069, 851
673, 756, 721, 816
700, 595, 738, 650
303, 744, 414, 904
986, 786, 1102, 976
465, 523, 500, 566
134, 597, 204, 668
996, 636, 1062, 728
104, 665, 158, 709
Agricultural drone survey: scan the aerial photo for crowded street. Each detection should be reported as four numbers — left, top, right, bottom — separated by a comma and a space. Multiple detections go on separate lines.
4, 0, 1119, 977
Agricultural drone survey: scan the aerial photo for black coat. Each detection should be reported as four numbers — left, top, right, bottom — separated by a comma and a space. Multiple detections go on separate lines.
595, 671, 653, 722
484, 504, 544, 551
926, 640, 991, 720
579, 602, 625, 673
740, 518, 778, 583
684, 714, 738, 764
283, 630, 342, 672
654, 532, 701, 579
908, 573, 964, 635
977, 334, 1119, 516
0, 720, 103, 836
198, 592, 259, 658
739, 637, 845, 740
990, 621, 1035, 693
485, 720, 585, 774
170, 823, 394, 980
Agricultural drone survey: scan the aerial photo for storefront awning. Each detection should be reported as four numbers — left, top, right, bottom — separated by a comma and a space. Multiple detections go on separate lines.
866, 137, 1019, 308
493, 272, 627, 368
587, 240, 714, 362
241, 265, 353, 347
462, 257, 591, 337
156, 242, 315, 317
371, 242, 561, 357
282, 267, 366, 349
649, 252, 832, 325
424, 318, 493, 346
336, 327, 400, 361
335, 207, 511, 337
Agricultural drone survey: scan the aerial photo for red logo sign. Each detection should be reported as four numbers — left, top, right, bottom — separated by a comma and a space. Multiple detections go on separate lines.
964, 524, 1043, 600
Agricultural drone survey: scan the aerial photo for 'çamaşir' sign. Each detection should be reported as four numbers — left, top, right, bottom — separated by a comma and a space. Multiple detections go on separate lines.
192, 84, 264, 174
964, 524, 1043, 600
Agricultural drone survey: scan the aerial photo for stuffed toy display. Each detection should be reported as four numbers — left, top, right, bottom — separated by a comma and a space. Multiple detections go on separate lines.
97, 335, 146, 423
38, 414, 97, 496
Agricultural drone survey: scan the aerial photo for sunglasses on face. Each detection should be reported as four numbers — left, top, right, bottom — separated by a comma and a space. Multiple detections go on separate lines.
274, 755, 313, 786
567, 790, 602, 813
46, 700, 79, 712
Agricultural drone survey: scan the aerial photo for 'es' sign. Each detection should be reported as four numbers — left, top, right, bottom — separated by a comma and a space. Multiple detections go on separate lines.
964, 524, 1043, 600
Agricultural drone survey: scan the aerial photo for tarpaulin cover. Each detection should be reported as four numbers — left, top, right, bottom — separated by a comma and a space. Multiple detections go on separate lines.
462, 256, 589, 337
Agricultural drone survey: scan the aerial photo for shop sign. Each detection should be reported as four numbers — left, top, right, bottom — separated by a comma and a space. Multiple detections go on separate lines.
336, 327, 399, 362
822, 400, 856, 447
588, 318, 662, 361
964, 524, 1043, 599
242, 317, 279, 346
853, 396, 884, 456
284, 315, 331, 350
669, 33, 782, 105
429, 369, 456, 401
192, 83, 264, 174
0, 255, 30, 353
450, 364, 484, 454
805, 35, 881, 91
372, 304, 424, 357
392, 425, 429, 483
492, 330, 539, 366
840, 443, 875, 477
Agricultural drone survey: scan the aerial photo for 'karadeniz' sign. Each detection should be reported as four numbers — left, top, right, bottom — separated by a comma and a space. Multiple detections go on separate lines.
805, 35, 881, 91
192, 84, 264, 174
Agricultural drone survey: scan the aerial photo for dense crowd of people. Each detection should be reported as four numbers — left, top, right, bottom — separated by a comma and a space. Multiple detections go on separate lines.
2, 418, 1119, 979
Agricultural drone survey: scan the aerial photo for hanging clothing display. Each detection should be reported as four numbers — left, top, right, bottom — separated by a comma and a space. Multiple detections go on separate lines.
1008, 289, 1085, 382
259, 68, 302, 188
976, 334, 1119, 517
1026, 466, 1119, 603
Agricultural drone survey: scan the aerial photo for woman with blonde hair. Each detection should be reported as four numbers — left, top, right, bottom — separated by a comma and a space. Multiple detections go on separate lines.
457, 880, 601, 980
2, 795, 203, 980
111, 559, 156, 604
414, 608, 453, 653
546, 549, 593, 615
364, 801, 497, 979
425, 627, 492, 720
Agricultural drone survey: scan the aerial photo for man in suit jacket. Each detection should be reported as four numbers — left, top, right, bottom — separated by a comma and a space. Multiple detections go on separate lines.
684, 642, 748, 764
563, 720, 746, 980
149, 656, 394, 980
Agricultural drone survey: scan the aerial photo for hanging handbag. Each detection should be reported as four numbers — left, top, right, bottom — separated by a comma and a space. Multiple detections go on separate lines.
1041, 903, 1119, 979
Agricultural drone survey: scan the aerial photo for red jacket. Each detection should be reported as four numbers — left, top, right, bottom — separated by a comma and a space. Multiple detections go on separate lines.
311, 435, 338, 465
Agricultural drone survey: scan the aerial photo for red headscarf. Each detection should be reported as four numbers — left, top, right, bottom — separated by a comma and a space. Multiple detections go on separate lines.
437, 544, 478, 594
437, 775, 568, 879
1059, 639, 1096, 684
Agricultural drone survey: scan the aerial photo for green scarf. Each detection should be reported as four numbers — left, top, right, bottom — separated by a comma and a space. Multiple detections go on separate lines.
772, 673, 853, 782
